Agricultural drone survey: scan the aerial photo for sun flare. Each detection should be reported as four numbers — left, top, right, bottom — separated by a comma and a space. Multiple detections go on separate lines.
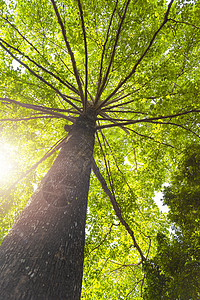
0, 144, 14, 184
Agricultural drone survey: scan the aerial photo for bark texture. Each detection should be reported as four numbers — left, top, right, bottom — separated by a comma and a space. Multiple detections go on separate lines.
0, 112, 96, 300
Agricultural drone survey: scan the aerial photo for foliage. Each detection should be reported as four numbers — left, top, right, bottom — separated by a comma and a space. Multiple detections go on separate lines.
0, 0, 200, 298
143, 144, 200, 300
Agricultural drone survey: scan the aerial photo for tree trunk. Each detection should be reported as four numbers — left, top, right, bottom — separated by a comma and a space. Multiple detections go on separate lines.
0, 112, 96, 300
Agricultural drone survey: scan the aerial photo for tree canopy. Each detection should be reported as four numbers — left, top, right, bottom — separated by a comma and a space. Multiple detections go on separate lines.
0, 0, 200, 298
143, 144, 200, 299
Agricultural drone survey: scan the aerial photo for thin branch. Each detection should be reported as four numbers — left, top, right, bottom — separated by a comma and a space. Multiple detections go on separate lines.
109, 259, 142, 268
50, 0, 85, 106
102, 98, 141, 111
77, 0, 88, 111
92, 158, 146, 262
39, 32, 82, 82
99, 128, 154, 240
62, 94, 82, 108
98, 130, 118, 200
0, 116, 60, 122
168, 18, 200, 30
140, 275, 146, 298
125, 276, 145, 299
102, 93, 177, 112
145, 238, 152, 261
108, 260, 141, 275
98, 0, 174, 109
147, 120, 200, 138
41, 31, 69, 54
1, 91, 79, 114
95, 0, 131, 103
127, 127, 175, 148
0, 98, 75, 122
97, 116, 133, 122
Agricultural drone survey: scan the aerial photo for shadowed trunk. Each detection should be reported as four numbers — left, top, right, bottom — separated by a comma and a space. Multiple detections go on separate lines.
0, 111, 96, 300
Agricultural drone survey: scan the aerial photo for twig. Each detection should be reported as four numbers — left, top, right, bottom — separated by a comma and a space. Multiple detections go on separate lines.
125, 276, 145, 299
109, 259, 142, 268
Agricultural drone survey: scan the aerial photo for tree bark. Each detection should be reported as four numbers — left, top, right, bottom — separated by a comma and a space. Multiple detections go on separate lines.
0, 112, 96, 300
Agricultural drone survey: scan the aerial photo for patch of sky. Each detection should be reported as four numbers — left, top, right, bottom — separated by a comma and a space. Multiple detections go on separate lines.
154, 190, 169, 213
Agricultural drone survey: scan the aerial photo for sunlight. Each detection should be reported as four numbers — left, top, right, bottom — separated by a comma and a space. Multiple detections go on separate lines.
0, 144, 14, 184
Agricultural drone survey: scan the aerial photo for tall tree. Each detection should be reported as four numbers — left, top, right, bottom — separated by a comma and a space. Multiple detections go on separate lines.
143, 144, 200, 299
0, 0, 199, 298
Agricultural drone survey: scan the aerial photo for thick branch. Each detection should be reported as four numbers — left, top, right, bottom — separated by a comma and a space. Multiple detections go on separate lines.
0, 41, 81, 112
96, 0, 119, 97
97, 109, 200, 129
50, 0, 85, 106
3, 17, 41, 55
3, 17, 84, 96
0, 38, 79, 95
92, 159, 146, 262
98, 0, 174, 109
98, 111, 130, 134
0, 98, 75, 122
103, 110, 147, 114
77, 0, 88, 111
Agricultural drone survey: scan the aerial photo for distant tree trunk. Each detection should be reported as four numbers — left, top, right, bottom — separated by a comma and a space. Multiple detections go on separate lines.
0, 111, 96, 300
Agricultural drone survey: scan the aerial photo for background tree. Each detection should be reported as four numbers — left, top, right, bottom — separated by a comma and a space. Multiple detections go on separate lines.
143, 144, 200, 299
0, 0, 199, 298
